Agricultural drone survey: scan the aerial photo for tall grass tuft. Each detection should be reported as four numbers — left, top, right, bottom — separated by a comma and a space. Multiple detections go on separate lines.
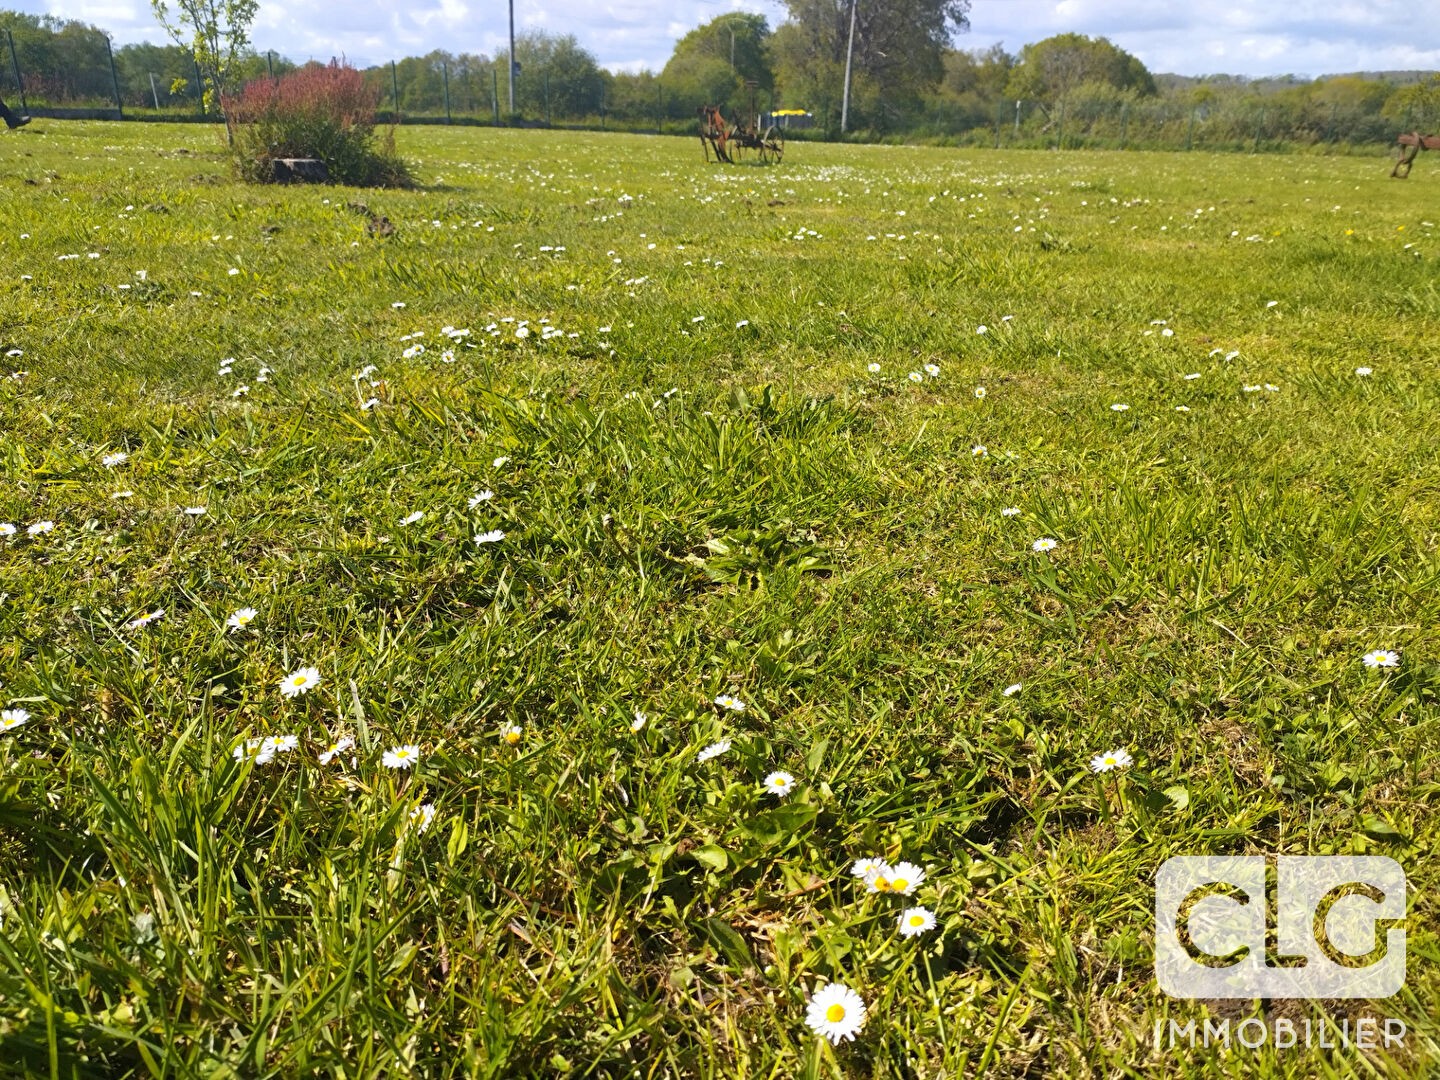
230, 61, 413, 187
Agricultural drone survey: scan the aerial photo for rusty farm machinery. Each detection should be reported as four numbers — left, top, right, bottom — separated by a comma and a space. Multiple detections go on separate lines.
698, 104, 786, 165
1393, 131, 1440, 178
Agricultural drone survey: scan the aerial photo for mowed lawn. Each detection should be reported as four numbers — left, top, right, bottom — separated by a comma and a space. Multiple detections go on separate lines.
1, 121, 1438, 1078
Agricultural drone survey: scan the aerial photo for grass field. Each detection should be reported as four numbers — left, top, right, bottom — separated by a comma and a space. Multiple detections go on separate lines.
1, 120, 1438, 1078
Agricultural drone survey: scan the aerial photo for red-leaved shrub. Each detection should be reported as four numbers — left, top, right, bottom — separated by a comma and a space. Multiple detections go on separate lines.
231, 61, 411, 186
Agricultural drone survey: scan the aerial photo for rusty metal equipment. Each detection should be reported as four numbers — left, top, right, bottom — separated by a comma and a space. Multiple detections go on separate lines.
1393, 131, 1440, 178
697, 103, 785, 166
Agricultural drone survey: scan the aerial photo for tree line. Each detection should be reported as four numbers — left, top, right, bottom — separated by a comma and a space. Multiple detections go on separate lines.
3, 4, 1437, 147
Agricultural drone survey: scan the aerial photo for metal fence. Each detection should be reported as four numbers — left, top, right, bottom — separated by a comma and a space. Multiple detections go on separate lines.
0, 25, 1413, 152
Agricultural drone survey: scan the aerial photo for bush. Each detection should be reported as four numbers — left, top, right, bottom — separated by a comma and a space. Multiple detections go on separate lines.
231, 61, 413, 187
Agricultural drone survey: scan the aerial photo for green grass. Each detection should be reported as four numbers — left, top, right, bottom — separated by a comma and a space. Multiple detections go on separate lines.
0, 119, 1438, 1078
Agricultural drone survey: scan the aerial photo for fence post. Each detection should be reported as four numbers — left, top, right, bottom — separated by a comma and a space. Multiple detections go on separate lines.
149, 72, 161, 110
1014, 99, 1021, 138
1119, 101, 1128, 149
492, 66, 499, 123
6, 30, 25, 113
442, 61, 451, 124
104, 34, 124, 118
391, 60, 400, 122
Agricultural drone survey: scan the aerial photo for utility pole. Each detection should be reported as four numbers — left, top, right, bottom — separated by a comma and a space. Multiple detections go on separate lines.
730, 28, 735, 72
149, 72, 161, 110
840, 0, 857, 133
507, 0, 516, 114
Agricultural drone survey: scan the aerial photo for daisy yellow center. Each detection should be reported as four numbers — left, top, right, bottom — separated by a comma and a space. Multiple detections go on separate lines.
237, 614, 252, 624
825, 1003, 847, 1023
1104, 757, 1117, 766
909, 915, 925, 926
290, 676, 306, 686
891, 877, 910, 891
873, 877, 891, 892
505, 733, 520, 744
771, 779, 785, 787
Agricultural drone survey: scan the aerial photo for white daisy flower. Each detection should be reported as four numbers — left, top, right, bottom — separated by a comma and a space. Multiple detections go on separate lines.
1090, 747, 1133, 773
360, 397, 380, 411
974, 386, 987, 399
409, 803, 437, 833
500, 723, 522, 745
866, 362, 881, 374
697, 739, 731, 762
226, 607, 257, 631
1110, 403, 1129, 412
233, 737, 273, 763
924, 363, 940, 377
631, 710, 647, 732
400, 511, 424, 526
278, 666, 321, 698
850, 856, 886, 879
1033, 537, 1058, 552
318, 735, 355, 764
110, 490, 134, 499
907, 371, 924, 383
868, 860, 925, 895
971, 445, 987, 458
493, 456, 511, 468
1175, 405, 1191, 412
474, 530, 505, 545
762, 771, 796, 797
1361, 649, 1400, 669
1001, 507, 1020, 517
468, 490, 494, 508
382, 744, 421, 769
1002, 683, 1022, 696
126, 608, 165, 630
976, 324, 988, 334
0, 523, 15, 537
183, 506, 206, 516
805, 982, 867, 1045
101, 452, 128, 467
231, 385, 249, 398
1, 708, 30, 733
714, 694, 745, 712
898, 906, 937, 937
261, 734, 299, 757
1184, 373, 1201, 381
1355, 366, 1373, 377
27, 521, 54, 535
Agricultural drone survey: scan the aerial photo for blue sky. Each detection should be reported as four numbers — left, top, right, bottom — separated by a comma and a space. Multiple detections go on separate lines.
12, 0, 1440, 78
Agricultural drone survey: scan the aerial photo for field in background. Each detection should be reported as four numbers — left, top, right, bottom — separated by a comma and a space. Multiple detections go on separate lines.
1, 121, 1438, 1078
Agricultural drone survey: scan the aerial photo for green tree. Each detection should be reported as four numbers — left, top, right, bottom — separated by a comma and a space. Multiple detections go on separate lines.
507, 31, 606, 120
1006, 33, 1156, 105
150, 0, 259, 132
663, 12, 774, 113
771, 0, 970, 132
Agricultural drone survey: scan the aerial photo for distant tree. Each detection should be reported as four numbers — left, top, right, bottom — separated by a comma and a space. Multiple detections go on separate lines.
663, 12, 774, 112
149, 0, 259, 134
771, 0, 970, 130
506, 31, 606, 119
1007, 33, 1155, 105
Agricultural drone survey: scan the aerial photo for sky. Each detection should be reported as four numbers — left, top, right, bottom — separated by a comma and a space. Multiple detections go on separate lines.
10, 0, 1440, 79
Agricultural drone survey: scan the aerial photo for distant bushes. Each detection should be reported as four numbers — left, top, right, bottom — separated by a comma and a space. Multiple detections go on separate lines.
231, 62, 413, 187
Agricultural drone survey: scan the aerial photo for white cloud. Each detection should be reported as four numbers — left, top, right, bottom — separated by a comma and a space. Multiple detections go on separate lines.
14, 0, 1440, 75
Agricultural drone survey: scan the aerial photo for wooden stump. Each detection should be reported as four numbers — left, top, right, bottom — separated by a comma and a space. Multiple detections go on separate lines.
272, 158, 329, 183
